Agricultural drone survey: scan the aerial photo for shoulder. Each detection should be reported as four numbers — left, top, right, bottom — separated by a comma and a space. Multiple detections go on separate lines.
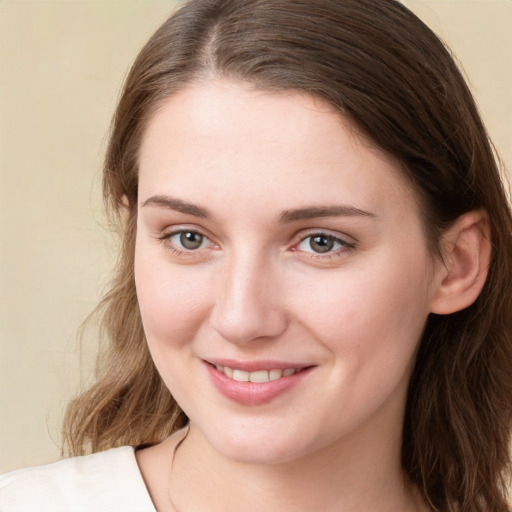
0, 446, 156, 512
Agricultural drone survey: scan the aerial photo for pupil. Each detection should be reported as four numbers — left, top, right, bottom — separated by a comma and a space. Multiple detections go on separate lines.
180, 232, 203, 250
310, 235, 333, 253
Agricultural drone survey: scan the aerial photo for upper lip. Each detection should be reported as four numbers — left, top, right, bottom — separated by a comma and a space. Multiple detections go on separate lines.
205, 358, 314, 372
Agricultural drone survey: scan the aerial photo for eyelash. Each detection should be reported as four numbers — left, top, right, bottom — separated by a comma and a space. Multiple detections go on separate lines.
294, 232, 356, 259
158, 228, 356, 260
158, 229, 216, 257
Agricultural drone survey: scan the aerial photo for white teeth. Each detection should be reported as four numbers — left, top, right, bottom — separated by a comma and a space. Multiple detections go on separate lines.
215, 365, 299, 382
232, 369, 249, 382
269, 369, 283, 381
249, 370, 269, 383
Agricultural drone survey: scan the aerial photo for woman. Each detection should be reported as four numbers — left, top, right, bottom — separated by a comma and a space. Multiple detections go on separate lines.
1, 0, 511, 511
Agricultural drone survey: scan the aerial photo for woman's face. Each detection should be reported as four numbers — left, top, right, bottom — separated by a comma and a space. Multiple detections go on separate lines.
135, 80, 441, 464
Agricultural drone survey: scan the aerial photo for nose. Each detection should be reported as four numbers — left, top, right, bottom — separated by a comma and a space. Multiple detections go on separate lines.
210, 253, 288, 345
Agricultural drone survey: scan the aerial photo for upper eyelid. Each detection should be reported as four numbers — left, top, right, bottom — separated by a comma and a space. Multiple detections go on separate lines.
299, 233, 349, 244
294, 234, 354, 251
295, 228, 357, 244
160, 225, 214, 240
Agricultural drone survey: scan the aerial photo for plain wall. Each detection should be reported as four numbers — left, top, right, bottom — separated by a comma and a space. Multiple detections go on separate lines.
0, 0, 511, 472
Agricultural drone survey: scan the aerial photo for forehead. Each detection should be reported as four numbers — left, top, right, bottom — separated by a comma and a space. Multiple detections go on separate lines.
138, 80, 419, 220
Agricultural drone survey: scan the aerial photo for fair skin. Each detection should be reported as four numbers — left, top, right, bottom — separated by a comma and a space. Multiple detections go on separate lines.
134, 80, 489, 512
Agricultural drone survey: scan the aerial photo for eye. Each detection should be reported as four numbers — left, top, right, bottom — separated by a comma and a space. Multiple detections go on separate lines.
296, 233, 353, 255
167, 230, 210, 251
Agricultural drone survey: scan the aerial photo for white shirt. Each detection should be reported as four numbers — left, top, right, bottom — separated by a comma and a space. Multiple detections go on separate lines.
0, 446, 156, 511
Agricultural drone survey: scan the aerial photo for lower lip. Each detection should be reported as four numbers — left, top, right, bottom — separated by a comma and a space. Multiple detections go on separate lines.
205, 363, 313, 406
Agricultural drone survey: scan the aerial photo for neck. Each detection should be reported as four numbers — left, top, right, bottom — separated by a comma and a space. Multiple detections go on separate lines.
170, 420, 424, 512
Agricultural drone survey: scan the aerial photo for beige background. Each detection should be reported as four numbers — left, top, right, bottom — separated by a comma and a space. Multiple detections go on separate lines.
0, 0, 511, 472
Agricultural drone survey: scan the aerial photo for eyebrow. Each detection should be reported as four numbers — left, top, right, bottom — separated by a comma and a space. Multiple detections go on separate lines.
141, 195, 376, 222
279, 205, 376, 223
141, 195, 210, 218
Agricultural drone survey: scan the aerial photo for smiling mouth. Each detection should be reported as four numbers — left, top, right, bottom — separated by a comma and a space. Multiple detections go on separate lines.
205, 361, 315, 405
210, 364, 306, 383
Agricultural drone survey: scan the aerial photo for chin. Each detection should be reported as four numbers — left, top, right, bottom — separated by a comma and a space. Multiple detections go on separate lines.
197, 417, 319, 466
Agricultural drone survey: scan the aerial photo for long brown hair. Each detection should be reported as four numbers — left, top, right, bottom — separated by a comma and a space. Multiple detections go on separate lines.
63, 1, 512, 510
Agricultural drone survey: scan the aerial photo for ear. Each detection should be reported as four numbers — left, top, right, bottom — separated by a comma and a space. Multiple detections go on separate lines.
430, 210, 491, 315
119, 194, 131, 221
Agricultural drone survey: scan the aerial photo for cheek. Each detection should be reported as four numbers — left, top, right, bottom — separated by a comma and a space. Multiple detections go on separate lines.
134, 248, 214, 408
289, 250, 432, 370
134, 245, 210, 349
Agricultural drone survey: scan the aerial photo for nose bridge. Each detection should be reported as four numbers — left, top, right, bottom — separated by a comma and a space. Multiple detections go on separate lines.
211, 245, 287, 344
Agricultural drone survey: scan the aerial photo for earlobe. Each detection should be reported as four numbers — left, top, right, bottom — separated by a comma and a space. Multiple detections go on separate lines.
430, 210, 491, 315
